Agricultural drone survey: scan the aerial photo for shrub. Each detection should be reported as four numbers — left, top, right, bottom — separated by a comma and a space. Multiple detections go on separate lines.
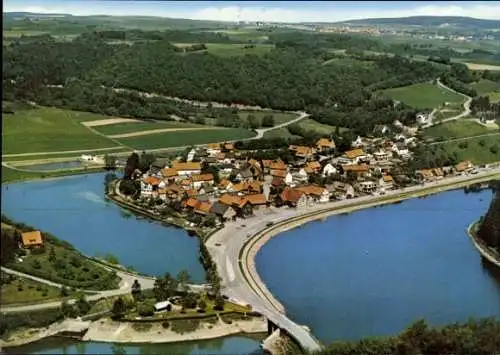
161, 321, 170, 329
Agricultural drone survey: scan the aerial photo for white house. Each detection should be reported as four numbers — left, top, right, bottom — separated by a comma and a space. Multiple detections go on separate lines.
352, 136, 364, 148
416, 112, 429, 125
373, 151, 390, 162
359, 181, 377, 193
171, 162, 201, 176
392, 143, 410, 157
186, 149, 197, 162
322, 163, 337, 176
284, 172, 294, 186
206, 144, 222, 156
191, 174, 215, 189
296, 169, 309, 182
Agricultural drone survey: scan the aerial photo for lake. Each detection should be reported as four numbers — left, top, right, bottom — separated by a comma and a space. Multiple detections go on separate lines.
5, 335, 265, 355
256, 188, 500, 344
1, 173, 205, 282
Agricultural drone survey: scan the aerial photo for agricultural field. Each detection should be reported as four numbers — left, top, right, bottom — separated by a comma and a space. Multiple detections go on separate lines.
2, 107, 120, 155
439, 134, 500, 164
489, 92, 500, 102
425, 119, 496, 139
471, 79, 500, 95
203, 29, 269, 42
117, 128, 256, 150
92, 120, 206, 136
381, 82, 464, 109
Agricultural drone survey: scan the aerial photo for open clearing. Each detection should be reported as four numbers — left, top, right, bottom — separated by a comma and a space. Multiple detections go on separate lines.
237, 111, 299, 126
382, 82, 464, 109
108, 127, 221, 139
296, 119, 347, 135
262, 127, 302, 139
82, 118, 143, 127
471, 79, 500, 96
174, 43, 274, 57
117, 128, 256, 150
425, 119, 496, 139
465, 63, 500, 71
440, 135, 500, 164
93, 120, 206, 136
2, 107, 120, 155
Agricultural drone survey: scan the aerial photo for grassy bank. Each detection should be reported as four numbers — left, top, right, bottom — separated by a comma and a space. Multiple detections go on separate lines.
382, 82, 464, 109
1, 165, 106, 184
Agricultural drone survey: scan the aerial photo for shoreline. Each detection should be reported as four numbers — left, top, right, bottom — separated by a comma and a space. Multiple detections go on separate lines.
0, 317, 267, 348
467, 222, 500, 268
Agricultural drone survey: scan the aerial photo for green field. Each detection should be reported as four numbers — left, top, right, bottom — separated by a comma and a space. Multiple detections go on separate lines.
440, 134, 500, 164
489, 92, 500, 102
425, 120, 496, 139
204, 29, 269, 42
177, 43, 274, 57
433, 110, 461, 122
117, 128, 256, 150
237, 111, 298, 126
382, 83, 465, 109
1, 272, 78, 305
262, 127, 302, 139
1, 165, 106, 183
297, 119, 346, 135
93, 120, 205, 135
2, 108, 120, 155
471, 79, 500, 96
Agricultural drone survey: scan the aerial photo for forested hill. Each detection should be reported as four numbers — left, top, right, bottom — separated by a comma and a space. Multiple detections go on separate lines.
478, 182, 500, 252
332, 16, 500, 29
3, 31, 446, 135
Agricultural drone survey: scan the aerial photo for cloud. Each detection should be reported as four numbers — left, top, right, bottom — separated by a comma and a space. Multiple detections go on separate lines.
5, 2, 500, 22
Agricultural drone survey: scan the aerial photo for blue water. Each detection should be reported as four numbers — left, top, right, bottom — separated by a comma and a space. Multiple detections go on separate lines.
1, 173, 205, 282
5, 335, 265, 355
256, 189, 500, 343
21, 161, 84, 171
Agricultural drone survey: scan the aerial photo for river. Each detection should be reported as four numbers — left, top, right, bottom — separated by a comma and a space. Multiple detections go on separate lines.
256, 188, 500, 344
1, 173, 205, 282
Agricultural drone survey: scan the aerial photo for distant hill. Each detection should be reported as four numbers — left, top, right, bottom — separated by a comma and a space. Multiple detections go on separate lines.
330, 16, 500, 29
3, 12, 71, 18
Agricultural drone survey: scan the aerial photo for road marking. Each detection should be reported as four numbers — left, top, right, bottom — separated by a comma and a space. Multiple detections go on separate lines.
226, 256, 235, 283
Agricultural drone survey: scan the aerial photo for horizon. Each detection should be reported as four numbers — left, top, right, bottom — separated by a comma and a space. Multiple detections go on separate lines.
4, 1, 500, 23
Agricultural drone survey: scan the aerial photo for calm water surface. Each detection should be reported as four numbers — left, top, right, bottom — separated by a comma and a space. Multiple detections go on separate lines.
256, 189, 500, 343
1, 173, 205, 282
5, 335, 264, 355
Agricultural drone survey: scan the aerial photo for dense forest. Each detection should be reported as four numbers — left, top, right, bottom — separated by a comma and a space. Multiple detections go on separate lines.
477, 183, 500, 252
316, 318, 500, 355
1, 29, 486, 135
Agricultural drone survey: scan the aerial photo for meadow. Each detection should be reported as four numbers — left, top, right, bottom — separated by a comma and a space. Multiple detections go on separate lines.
175, 43, 275, 57
425, 119, 496, 139
117, 128, 256, 150
236, 111, 299, 126
382, 82, 464, 109
439, 134, 500, 164
296, 119, 347, 135
471, 79, 500, 95
2, 107, 120, 155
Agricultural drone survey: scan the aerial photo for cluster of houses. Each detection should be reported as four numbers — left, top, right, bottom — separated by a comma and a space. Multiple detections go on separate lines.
130, 120, 478, 224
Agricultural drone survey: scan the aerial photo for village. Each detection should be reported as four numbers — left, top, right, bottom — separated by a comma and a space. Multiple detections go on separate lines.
122, 118, 480, 229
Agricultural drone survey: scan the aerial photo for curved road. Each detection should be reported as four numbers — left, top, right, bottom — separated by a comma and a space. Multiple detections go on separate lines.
424, 78, 472, 128
0, 265, 206, 313
206, 166, 500, 353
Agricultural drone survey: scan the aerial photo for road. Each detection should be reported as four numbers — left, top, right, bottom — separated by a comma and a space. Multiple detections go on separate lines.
206, 166, 500, 353
429, 132, 500, 146
423, 78, 472, 128
0, 265, 206, 313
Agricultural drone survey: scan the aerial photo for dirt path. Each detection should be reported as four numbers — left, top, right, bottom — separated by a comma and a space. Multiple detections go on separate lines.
108, 127, 220, 139
82, 118, 142, 127
465, 63, 500, 71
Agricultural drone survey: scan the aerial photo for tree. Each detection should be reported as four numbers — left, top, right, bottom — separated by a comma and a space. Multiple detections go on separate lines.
61, 300, 76, 318
262, 115, 275, 127
247, 114, 259, 129
131, 279, 142, 300
198, 299, 207, 313
138, 151, 155, 172
124, 152, 140, 179
104, 154, 117, 171
111, 297, 127, 319
137, 301, 155, 317
214, 295, 225, 311
60, 286, 69, 297
48, 246, 56, 262
75, 295, 90, 316
182, 292, 197, 309
0, 229, 20, 265
177, 269, 191, 293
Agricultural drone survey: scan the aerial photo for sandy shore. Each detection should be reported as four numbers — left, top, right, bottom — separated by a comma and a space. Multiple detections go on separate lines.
83, 317, 267, 343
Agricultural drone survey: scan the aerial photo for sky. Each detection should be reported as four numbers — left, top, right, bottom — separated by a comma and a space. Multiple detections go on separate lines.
4, 0, 500, 23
